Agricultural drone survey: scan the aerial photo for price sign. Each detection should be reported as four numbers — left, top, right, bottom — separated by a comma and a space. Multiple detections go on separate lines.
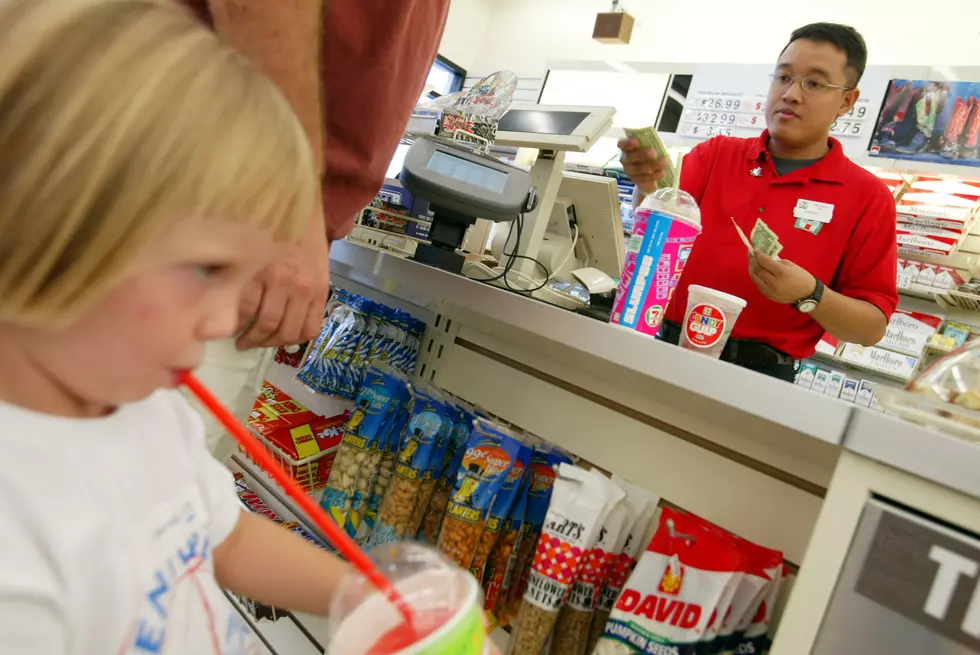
673, 64, 891, 158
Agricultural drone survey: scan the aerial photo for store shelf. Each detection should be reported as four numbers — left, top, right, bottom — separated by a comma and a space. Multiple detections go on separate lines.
898, 285, 939, 301
330, 240, 852, 446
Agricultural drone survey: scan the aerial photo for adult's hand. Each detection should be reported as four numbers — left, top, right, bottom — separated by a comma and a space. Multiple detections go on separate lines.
236, 212, 330, 351
617, 138, 670, 197
748, 250, 816, 304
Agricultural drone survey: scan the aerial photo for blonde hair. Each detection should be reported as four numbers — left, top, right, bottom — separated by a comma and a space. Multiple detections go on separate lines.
0, 0, 316, 327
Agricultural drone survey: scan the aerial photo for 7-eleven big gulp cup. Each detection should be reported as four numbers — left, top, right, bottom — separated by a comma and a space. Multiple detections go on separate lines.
680, 286, 747, 358
328, 541, 496, 655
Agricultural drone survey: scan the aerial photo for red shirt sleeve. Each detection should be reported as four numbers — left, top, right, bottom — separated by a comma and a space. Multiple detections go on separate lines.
321, 0, 451, 240
830, 178, 899, 319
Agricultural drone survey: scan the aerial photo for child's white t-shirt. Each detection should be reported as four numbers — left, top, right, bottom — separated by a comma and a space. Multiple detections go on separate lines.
0, 390, 262, 655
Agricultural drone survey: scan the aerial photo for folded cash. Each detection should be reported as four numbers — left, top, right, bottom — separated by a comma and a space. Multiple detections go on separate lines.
624, 126, 676, 190
751, 218, 782, 258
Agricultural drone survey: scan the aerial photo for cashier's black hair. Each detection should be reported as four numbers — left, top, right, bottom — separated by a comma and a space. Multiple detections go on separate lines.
782, 23, 867, 87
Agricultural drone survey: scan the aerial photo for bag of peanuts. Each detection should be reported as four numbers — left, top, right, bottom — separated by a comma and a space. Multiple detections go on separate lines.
468, 442, 532, 584
418, 401, 477, 544
318, 367, 408, 534
501, 446, 571, 627
352, 400, 410, 546
588, 476, 660, 654
407, 393, 459, 534
508, 464, 619, 655
369, 386, 450, 546
552, 481, 630, 655
437, 418, 523, 569
593, 507, 744, 655
482, 457, 532, 623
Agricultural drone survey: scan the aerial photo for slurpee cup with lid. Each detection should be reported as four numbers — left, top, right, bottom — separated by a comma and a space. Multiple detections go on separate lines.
611, 187, 701, 336
680, 285, 747, 358
328, 541, 498, 655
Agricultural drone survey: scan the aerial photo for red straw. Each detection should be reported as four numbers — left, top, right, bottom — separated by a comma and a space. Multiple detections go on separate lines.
179, 371, 416, 627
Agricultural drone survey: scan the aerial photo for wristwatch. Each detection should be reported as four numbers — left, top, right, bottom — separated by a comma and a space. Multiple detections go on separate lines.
795, 278, 824, 313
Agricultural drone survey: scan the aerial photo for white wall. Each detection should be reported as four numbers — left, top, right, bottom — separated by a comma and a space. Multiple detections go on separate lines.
465, 0, 980, 76
438, 0, 497, 72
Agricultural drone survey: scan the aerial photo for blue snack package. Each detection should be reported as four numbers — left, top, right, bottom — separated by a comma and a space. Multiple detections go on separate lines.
319, 366, 407, 535
436, 418, 524, 569
353, 396, 410, 546
417, 402, 476, 543
369, 387, 447, 546
469, 441, 532, 583
483, 454, 533, 611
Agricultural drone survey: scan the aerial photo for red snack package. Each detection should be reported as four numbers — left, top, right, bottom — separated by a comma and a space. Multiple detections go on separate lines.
593, 508, 743, 655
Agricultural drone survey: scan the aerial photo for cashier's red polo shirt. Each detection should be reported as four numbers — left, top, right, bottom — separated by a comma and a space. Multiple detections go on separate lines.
664, 130, 899, 359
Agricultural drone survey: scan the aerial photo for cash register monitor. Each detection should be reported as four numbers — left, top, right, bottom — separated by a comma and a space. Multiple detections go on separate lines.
556, 172, 625, 278
400, 135, 531, 272
495, 104, 615, 152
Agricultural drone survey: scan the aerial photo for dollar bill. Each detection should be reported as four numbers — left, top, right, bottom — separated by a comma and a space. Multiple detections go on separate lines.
624, 126, 675, 189
751, 218, 782, 258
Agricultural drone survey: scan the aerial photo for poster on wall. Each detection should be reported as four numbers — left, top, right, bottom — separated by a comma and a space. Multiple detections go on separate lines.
674, 64, 891, 159
869, 79, 980, 167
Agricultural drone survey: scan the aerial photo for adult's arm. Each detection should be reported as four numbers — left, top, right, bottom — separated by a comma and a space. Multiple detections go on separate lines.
208, 0, 331, 348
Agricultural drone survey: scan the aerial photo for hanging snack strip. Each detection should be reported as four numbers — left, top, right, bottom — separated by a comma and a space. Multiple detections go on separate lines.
468, 442, 532, 584
481, 460, 533, 625
587, 477, 661, 655
369, 387, 448, 546
416, 403, 476, 544
318, 367, 409, 535
551, 487, 630, 655
501, 447, 571, 627
436, 419, 523, 569
508, 465, 618, 655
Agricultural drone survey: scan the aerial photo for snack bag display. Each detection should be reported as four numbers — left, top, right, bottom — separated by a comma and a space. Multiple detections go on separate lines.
588, 477, 661, 654
721, 549, 783, 655
352, 406, 408, 547
370, 387, 448, 546
436, 419, 522, 569
417, 403, 476, 544
482, 460, 532, 618
407, 393, 456, 532
594, 508, 742, 655
509, 465, 616, 655
552, 487, 629, 655
467, 442, 531, 584
247, 381, 317, 439
504, 447, 572, 623
319, 368, 408, 535
714, 539, 782, 654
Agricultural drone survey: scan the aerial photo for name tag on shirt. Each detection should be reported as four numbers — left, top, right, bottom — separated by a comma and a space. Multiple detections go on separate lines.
794, 199, 834, 223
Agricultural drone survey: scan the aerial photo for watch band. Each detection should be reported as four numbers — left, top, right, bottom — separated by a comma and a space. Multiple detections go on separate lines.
795, 278, 824, 310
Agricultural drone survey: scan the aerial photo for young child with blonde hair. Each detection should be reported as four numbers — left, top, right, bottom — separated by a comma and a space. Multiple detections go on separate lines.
0, 0, 350, 651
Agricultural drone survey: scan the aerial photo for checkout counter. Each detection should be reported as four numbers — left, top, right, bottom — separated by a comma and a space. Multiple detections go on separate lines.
333, 99, 980, 652
331, 238, 980, 653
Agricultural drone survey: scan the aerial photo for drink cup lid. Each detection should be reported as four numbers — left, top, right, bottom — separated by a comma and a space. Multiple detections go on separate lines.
687, 285, 747, 310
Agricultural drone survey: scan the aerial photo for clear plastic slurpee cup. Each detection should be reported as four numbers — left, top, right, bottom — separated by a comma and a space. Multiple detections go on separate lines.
611, 187, 701, 336
328, 541, 498, 655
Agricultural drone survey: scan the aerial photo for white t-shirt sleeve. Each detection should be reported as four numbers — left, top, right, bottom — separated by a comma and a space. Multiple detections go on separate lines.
170, 393, 242, 547
0, 508, 68, 655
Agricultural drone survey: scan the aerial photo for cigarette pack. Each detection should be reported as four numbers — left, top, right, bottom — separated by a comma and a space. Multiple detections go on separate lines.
840, 377, 859, 403
825, 371, 845, 398
856, 380, 875, 407
811, 368, 831, 394
933, 265, 965, 290
896, 203, 973, 223
839, 344, 919, 381
879, 309, 943, 357
914, 262, 938, 288
899, 259, 921, 288
795, 362, 818, 389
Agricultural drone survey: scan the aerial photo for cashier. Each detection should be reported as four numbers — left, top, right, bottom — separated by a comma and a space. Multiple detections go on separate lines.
619, 22, 898, 381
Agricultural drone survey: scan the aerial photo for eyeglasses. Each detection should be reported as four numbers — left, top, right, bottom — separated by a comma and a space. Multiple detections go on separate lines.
770, 73, 853, 94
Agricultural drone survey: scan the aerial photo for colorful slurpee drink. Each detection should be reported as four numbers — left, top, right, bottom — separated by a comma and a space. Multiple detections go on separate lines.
611, 187, 701, 337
